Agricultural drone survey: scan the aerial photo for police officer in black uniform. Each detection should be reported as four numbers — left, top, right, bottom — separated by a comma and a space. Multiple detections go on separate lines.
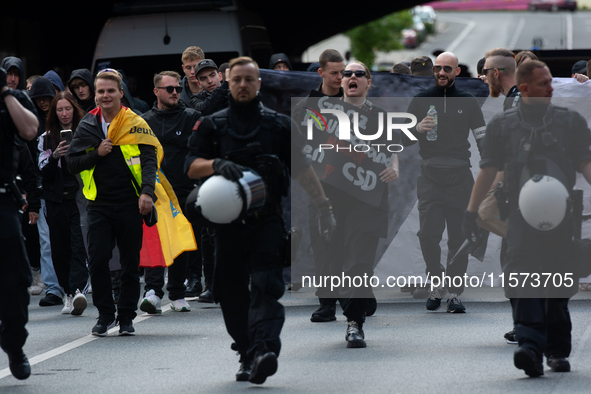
464, 60, 591, 377
0, 66, 39, 380
185, 56, 335, 385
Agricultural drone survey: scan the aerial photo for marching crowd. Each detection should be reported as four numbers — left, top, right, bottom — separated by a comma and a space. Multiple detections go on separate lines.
0, 43, 590, 385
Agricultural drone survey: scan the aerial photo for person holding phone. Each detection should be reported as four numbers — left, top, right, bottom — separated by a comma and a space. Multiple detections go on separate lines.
38, 92, 89, 316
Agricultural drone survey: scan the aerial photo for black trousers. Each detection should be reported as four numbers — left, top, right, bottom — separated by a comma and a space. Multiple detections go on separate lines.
144, 250, 188, 301
214, 214, 285, 360
45, 198, 88, 295
416, 166, 473, 295
0, 195, 31, 355
87, 204, 143, 320
511, 298, 572, 358
21, 212, 40, 270
199, 228, 215, 285
309, 195, 381, 325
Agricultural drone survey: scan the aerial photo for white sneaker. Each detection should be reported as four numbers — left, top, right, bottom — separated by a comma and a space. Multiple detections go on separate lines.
29, 269, 45, 295
61, 295, 73, 314
140, 289, 162, 314
71, 290, 87, 316
170, 298, 191, 312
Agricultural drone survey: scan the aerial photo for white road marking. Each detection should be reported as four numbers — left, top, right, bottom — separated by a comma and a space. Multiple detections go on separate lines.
0, 303, 172, 380
508, 17, 525, 50
445, 19, 477, 54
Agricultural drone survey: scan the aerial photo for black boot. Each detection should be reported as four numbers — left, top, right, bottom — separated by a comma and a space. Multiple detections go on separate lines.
198, 278, 214, 303
236, 354, 252, 381
185, 273, 203, 298
8, 349, 31, 380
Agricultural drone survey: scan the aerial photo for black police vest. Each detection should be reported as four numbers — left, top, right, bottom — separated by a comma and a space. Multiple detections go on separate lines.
210, 104, 289, 203
501, 105, 577, 209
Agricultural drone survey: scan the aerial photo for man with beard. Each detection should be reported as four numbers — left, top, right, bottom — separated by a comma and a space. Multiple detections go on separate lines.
185, 56, 335, 384
483, 48, 520, 111
483, 47, 520, 344
463, 60, 591, 377
139, 71, 201, 314
404, 51, 486, 313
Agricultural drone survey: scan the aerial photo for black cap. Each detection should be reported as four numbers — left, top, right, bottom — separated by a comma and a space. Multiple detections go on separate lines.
571, 60, 587, 76
195, 59, 218, 75
411, 56, 434, 77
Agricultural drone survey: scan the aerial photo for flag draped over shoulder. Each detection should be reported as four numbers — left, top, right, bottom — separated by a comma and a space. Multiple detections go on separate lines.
108, 106, 197, 267
140, 169, 197, 267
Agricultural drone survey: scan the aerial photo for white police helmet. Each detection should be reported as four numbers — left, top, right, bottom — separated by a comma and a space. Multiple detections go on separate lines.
518, 174, 570, 231
185, 169, 267, 228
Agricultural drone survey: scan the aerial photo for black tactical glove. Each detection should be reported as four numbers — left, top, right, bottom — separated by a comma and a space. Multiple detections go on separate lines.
212, 158, 243, 182
0, 67, 7, 90
317, 198, 337, 242
462, 209, 483, 244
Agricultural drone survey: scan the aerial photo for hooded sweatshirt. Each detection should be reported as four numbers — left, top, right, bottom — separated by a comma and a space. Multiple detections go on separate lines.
0, 56, 25, 90
27, 77, 56, 162
43, 70, 65, 92
268, 53, 292, 70
68, 68, 95, 112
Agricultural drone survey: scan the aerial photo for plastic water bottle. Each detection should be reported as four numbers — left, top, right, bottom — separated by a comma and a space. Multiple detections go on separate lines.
426, 105, 438, 141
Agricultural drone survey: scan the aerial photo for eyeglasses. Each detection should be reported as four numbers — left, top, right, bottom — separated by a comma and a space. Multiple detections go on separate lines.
156, 86, 183, 94
96, 68, 121, 77
433, 65, 455, 73
482, 68, 506, 74
342, 70, 367, 78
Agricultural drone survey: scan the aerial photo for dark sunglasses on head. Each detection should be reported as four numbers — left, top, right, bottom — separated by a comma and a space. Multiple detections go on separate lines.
342, 70, 367, 78
433, 65, 454, 73
156, 86, 183, 94
96, 68, 121, 77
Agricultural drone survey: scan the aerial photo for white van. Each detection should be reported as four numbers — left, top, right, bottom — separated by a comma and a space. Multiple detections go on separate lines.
92, 9, 272, 103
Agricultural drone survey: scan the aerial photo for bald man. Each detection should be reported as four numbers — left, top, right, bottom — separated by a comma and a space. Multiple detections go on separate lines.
403, 51, 487, 313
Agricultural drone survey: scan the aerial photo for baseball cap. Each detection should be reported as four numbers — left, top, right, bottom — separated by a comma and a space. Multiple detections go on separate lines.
411, 56, 434, 77
195, 59, 218, 75
571, 60, 587, 75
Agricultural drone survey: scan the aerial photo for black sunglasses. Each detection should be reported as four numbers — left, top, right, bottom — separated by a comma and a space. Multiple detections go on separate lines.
156, 86, 183, 94
342, 70, 367, 78
482, 68, 506, 74
433, 65, 455, 73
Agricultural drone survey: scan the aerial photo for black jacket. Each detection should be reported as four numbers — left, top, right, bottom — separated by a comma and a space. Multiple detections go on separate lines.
26, 77, 56, 167
0, 57, 25, 90
404, 83, 486, 162
66, 107, 157, 206
189, 80, 229, 115
68, 69, 96, 113
141, 101, 201, 199
38, 131, 80, 203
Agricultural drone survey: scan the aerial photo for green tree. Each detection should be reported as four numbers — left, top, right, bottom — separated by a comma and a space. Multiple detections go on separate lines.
344, 10, 413, 69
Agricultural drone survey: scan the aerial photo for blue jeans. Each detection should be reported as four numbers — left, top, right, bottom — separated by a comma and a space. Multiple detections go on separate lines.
39, 199, 64, 297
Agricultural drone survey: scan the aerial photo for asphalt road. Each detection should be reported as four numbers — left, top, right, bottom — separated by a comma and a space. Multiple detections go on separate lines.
1, 289, 590, 393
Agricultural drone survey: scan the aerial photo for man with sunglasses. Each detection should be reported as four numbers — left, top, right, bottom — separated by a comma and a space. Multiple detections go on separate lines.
67, 69, 158, 337
404, 51, 486, 314
483, 48, 520, 345
139, 71, 202, 314
483, 48, 520, 112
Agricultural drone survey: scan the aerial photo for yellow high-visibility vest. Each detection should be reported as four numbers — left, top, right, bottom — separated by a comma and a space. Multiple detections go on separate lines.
80, 144, 142, 200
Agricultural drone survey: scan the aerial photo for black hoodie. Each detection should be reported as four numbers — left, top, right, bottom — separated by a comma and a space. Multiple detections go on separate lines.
0, 56, 25, 90
68, 68, 96, 112
27, 76, 56, 163
141, 101, 201, 199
